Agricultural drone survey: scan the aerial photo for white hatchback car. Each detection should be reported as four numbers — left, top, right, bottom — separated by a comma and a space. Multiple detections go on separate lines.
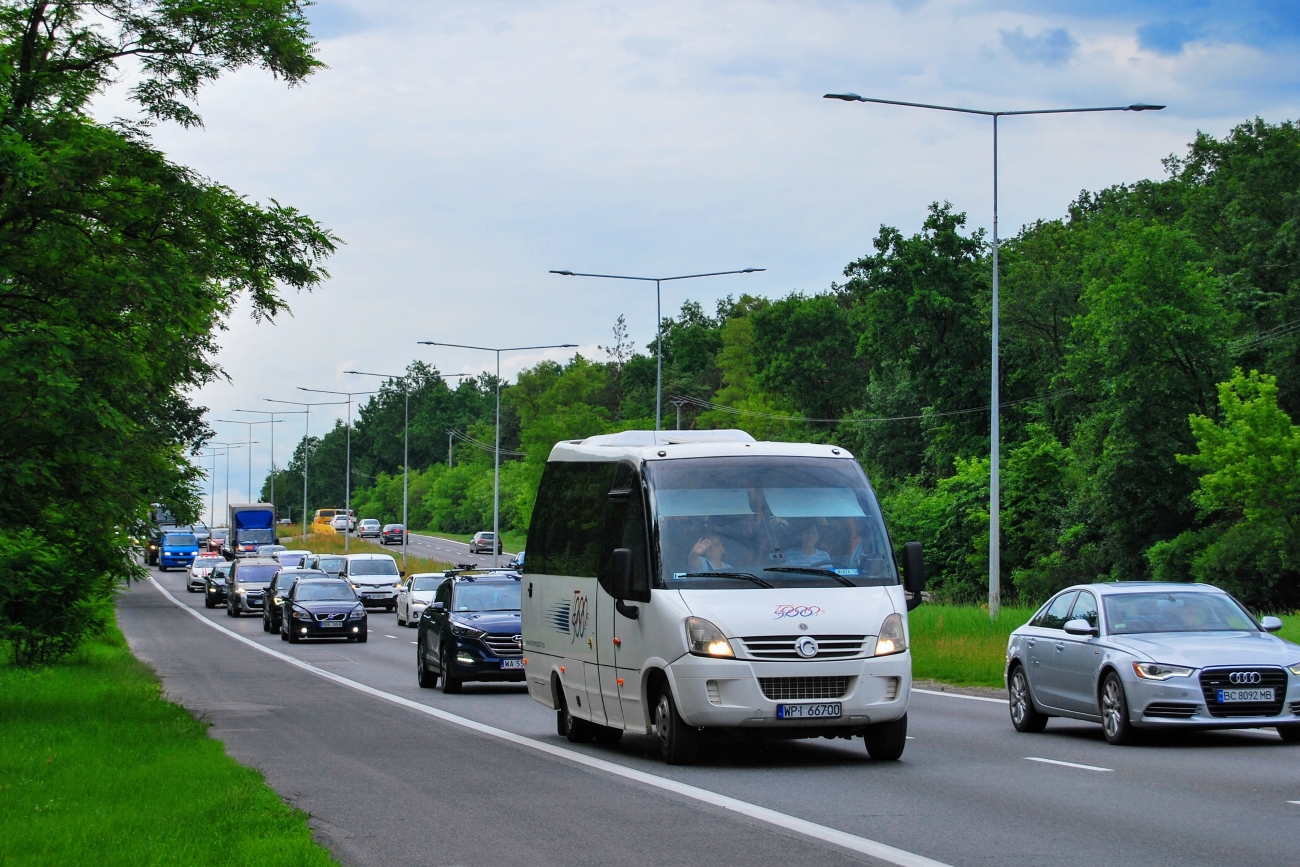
188, 554, 226, 592
396, 573, 445, 627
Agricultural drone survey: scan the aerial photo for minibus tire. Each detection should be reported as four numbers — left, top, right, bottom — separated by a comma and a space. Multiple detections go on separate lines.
863, 713, 907, 761
654, 688, 700, 765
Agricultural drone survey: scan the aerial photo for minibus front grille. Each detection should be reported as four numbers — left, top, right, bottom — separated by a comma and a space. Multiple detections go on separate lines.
759, 676, 853, 701
740, 635, 867, 660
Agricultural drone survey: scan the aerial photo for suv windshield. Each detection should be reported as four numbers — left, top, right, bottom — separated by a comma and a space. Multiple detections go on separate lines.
453, 582, 521, 612
349, 559, 398, 577
163, 534, 197, 546
296, 581, 358, 602
1104, 592, 1259, 634
646, 456, 897, 589
234, 565, 279, 585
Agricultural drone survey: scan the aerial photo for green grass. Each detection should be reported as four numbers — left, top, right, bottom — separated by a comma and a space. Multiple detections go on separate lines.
909, 604, 1038, 688
1275, 612, 1300, 644
412, 528, 527, 554
0, 628, 337, 867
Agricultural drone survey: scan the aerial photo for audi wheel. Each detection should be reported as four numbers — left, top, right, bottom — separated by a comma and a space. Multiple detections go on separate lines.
1008, 665, 1048, 733
1100, 671, 1136, 745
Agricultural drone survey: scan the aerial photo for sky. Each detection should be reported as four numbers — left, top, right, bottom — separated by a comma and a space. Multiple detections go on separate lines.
96, 0, 1300, 519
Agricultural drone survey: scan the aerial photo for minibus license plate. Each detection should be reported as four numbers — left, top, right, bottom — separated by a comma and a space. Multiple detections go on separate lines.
777, 702, 842, 720
500, 659, 524, 670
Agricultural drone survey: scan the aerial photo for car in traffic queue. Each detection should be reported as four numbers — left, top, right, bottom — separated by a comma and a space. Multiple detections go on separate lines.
1006, 582, 1300, 745
357, 519, 382, 538
257, 544, 288, 558
469, 531, 503, 554
330, 512, 356, 533
396, 573, 444, 627
207, 527, 229, 553
417, 571, 525, 693
508, 550, 525, 569
340, 553, 403, 611
187, 553, 226, 592
204, 561, 232, 608
263, 568, 324, 633
304, 553, 346, 579
157, 531, 201, 572
225, 557, 282, 617
275, 549, 312, 568
280, 578, 368, 643
381, 523, 407, 546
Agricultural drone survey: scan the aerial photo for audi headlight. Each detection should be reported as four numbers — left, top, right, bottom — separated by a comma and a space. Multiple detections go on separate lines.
348, 607, 365, 620
874, 613, 907, 656
685, 617, 734, 658
1287, 663, 1300, 676
1133, 662, 1194, 681
450, 622, 486, 639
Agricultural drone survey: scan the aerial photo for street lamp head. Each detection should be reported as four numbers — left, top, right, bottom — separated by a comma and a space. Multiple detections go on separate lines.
550, 270, 575, 276
824, 92, 864, 101
741, 268, 765, 273
1127, 103, 1165, 112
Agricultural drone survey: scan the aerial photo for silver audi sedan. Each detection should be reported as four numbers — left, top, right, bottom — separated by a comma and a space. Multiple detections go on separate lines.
1005, 582, 1300, 744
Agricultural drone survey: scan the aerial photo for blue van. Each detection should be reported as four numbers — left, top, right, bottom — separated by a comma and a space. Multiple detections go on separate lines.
158, 532, 200, 571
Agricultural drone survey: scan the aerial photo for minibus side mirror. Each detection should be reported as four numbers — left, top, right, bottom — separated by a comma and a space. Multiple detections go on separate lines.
610, 548, 639, 620
902, 541, 925, 611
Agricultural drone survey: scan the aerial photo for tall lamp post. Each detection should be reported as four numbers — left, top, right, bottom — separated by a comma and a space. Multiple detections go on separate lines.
235, 409, 307, 523
550, 268, 763, 431
199, 444, 241, 527
295, 388, 377, 553
823, 91, 1164, 618
214, 418, 284, 502
265, 398, 348, 540
418, 341, 577, 567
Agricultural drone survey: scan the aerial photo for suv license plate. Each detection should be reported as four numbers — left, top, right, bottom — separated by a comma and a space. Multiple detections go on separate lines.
320, 622, 342, 628
500, 659, 524, 670
1217, 688, 1273, 703
777, 702, 842, 720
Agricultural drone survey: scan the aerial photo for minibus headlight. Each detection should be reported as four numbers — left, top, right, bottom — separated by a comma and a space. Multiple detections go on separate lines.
686, 617, 734, 658
874, 613, 907, 656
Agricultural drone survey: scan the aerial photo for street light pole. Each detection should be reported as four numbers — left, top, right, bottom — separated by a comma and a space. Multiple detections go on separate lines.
265, 398, 348, 541
550, 268, 764, 431
235, 409, 308, 522
823, 92, 1164, 618
214, 419, 284, 503
199, 444, 240, 527
418, 341, 577, 567
296, 389, 378, 554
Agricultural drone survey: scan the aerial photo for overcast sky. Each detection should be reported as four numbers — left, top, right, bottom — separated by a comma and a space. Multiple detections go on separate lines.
107, 0, 1300, 516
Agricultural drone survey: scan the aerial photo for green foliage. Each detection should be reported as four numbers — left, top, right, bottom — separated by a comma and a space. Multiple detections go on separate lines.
0, 1, 332, 663
909, 604, 1038, 687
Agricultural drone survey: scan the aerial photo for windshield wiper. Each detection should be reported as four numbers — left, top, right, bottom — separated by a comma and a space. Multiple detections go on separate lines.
678, 571, 773, 589
764, 567, 855, 587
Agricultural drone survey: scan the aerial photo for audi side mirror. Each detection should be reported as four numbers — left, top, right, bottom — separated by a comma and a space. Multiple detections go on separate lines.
1260, 616, 1283, 633
1064, 619, 1098, 636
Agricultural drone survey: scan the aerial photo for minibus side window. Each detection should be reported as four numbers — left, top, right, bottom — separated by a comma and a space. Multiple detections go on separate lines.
597, 463, 651, 602
527, 461, 618, 577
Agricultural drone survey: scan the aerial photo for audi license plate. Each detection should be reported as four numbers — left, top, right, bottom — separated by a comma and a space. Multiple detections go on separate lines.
776, 702, 842, 720
320, 622, 342, 628
500, 659, 524, 670
1216, 688, 1273, 703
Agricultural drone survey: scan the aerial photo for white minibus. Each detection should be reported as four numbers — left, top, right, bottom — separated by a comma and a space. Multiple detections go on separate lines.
521, 429, 926, 765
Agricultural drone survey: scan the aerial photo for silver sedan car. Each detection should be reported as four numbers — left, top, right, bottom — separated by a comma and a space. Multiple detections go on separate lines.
1006, 582, 1300, 744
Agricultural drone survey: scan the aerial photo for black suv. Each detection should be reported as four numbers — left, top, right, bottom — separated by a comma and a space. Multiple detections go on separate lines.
416, 572, 523, 693
263, 568, 324, 632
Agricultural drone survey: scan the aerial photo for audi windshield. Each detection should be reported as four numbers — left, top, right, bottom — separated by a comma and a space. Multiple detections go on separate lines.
1103, 592, 1260, 634
646, 456, 897, 590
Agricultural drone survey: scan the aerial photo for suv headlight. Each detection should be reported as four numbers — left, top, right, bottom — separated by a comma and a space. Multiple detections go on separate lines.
874, 613, 907, 656
450, 622, 486, 639
685, 617, 734, 658
1132, 662, 1194, 681
292, 608, 314, 621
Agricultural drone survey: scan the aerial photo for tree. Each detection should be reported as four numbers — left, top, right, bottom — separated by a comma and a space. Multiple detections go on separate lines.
0, 1, 333, 664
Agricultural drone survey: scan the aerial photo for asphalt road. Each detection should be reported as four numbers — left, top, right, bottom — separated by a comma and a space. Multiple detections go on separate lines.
120, 566, 1300, 867
343, 531, 512, 570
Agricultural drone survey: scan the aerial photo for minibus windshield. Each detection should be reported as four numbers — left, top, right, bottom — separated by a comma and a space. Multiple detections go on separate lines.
646, 456, 897, 589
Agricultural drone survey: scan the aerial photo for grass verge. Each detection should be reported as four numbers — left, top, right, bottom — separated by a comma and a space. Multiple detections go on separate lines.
0, 626, 336, 867
277, 529, 454, 573
909, 604, 1037, 688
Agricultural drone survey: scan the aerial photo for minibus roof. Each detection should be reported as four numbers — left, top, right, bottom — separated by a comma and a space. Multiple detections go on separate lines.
548, 430, 855, 464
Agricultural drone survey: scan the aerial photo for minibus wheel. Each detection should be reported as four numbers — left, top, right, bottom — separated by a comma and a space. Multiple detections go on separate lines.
654, 688, 700, 765
863, 713, 907, 761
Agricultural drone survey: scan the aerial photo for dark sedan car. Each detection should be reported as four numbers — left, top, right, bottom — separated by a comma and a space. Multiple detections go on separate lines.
226, 558, 281, 617
381, 524, 406, 546
279, 578, 368, 643
416, 573, 523, 693
263, 568, 325, 633
203, 562, 232, 608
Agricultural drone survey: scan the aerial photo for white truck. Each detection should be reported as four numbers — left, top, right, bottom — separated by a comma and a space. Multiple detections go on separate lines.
520, 429, 926, 765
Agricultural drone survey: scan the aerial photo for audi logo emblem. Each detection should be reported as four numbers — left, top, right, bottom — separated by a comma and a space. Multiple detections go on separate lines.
1228, 671, 1262, 684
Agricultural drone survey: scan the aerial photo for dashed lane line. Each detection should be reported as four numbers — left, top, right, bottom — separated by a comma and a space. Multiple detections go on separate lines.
148, 577, 952, 867
1024, 757, 1113, 773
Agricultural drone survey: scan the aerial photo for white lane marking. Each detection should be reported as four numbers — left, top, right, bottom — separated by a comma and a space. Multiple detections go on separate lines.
385, 635, 398, 639
1288, 800, 1300, 806
1024, 757, 1113, 773
913, 688, 1006, 705
148, 577, 950, 867
410, 642, 418, 645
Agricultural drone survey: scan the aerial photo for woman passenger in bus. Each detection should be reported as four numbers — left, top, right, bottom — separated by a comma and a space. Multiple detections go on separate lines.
782, 519, 832, 567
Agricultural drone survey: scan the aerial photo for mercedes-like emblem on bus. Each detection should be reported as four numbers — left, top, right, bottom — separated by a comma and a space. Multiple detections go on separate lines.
795, 636, 819, 658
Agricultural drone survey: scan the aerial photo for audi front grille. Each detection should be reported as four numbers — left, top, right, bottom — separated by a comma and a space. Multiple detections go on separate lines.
1198, 667, 1287, 718
740, 635, 867, 660
758, 676, 853, 701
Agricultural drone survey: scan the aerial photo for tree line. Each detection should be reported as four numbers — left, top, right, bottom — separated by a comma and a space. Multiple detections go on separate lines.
278, 116, 1300, 612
